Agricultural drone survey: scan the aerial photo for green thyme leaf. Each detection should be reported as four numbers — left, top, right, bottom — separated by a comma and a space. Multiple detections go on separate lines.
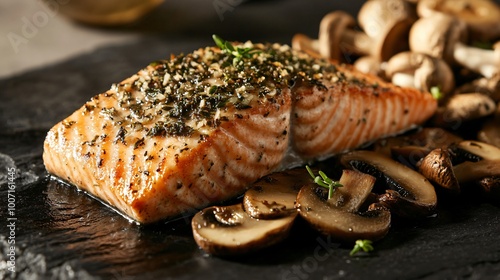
212, 34, 261, 66
306, 165, 343, 199
350, 239, 374, 256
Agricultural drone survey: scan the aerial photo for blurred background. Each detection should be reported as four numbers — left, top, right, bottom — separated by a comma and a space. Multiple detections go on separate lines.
0, 0, 365, 78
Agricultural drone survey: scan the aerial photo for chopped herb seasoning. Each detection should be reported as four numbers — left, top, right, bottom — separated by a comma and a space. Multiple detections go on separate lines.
90, 37, 354, 142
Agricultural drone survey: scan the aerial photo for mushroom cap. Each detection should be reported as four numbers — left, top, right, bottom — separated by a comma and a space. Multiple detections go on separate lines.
418, 148, 460, 193
340, 150, 438, 218
318, 11, 357, 61
373, 127, 462, 157
243, 168, 307, 219
358, 0, 416, 61
409, 13, 468, 64
417, 0, 500, 41
385, 51, 455, 94
455, 72, 500, 102
296, 170, 391, 242
433, 93, 497, 126
191, 204, 297, 256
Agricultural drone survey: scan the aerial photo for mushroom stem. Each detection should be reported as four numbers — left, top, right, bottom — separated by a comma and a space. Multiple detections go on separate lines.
291, 34, 322, 59
318, 11, 373, 61
336, 28, 373, 57
454, 41, 499, 79
391, 72, 416, 88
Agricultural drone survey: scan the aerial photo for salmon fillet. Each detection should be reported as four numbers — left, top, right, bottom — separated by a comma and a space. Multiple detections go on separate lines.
43, 42, 436, 223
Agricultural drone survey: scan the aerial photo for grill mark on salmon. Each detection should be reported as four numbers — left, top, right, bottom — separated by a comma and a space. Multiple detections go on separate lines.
43, 42, 436, 223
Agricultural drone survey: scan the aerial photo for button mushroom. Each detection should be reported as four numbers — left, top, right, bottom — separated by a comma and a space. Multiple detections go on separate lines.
385, 51, 455, 97
340, 150, 438, 218
243, 168, 308, 219
432, 93, 496, 128
296, 169, 391, 242
455, 72, 500, 102
318, 10, 413, 62
357, 0, 416, 56
191, 204, 297, 256
416, 0, 500, 41
410, 13, 500, 79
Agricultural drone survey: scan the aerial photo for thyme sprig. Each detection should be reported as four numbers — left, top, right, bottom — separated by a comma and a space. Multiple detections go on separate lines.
306, 165, 343, 199
212, 34, 261, 66
350, 239, 374, 256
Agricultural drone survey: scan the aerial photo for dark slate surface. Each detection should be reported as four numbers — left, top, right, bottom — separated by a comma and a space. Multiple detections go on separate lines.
1, 0, 500, 279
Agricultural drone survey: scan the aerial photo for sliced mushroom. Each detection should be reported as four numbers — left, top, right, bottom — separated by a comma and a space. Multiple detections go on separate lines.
385, 51, 455, 97
410, 13, 500, 79
454, 160, 500, 183
432, 93, 496, 128
340, 150, 438, 218
417, 0, 500, 41
243, 168, 308, 219
373, 127, 462, 163
417, 148, 460, 193
296, 169, 391, 241
191, 204, 297, 256
452, 140, 500, 162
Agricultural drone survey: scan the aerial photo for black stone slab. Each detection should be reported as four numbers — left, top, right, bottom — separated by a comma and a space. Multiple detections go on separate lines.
1, 0, 500, 279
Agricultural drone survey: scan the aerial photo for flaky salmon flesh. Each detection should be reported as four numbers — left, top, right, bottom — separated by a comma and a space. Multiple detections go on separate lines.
43, 42, 437, 223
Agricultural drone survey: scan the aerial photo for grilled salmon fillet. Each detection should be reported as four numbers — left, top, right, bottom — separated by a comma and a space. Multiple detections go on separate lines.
43, 42, 436, 223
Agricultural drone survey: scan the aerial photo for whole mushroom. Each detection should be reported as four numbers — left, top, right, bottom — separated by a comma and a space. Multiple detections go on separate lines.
293, 9, 414, 62
385, 51, 455, 97
455, 72, 500, 102
417, 0, 500, 41
432, 93, 496, 128
410, 13, 500, 79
